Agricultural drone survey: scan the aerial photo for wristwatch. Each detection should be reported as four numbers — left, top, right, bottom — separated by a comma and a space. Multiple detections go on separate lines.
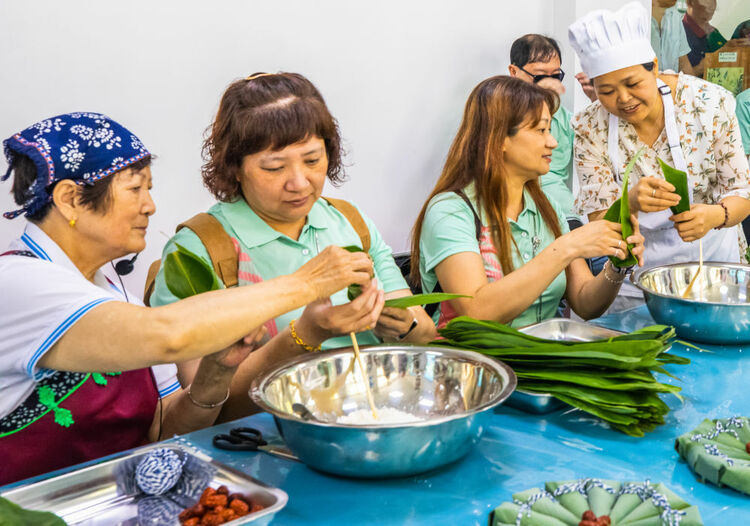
397, 318, 419, 340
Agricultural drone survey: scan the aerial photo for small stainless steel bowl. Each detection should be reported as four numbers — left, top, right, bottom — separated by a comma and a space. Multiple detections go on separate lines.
631, 262, 750, 344
250, 345, 516, 478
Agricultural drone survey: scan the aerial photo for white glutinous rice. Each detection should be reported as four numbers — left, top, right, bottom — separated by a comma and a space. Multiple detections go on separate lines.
337, 407, 422, 425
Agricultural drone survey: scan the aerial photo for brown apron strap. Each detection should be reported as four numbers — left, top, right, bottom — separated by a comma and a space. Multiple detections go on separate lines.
322, 197, 371, 253
177, 213, 239, 289
143, 259, 162, 306
142, 213, 238, 306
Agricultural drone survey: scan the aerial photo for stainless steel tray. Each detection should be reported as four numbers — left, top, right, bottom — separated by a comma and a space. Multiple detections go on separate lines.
1, 441, 288, 525
519, 318, 624, 341
503, 318, 624, 414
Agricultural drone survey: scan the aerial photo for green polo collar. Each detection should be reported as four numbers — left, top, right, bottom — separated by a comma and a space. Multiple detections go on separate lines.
519, 188, 539, 218
217, 198, 330, 249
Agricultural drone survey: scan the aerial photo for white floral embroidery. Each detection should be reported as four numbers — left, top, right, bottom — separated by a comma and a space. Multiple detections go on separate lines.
69, 112, 106, 120
92, 125, 121, 150
110, 156, 124, 166
59, 139, 84, 172
130, 134, 146, 152
70, 124, 93, 141
31, 118, 66, 139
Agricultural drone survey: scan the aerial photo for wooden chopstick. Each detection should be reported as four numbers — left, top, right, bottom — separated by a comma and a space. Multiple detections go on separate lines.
350, 332, 378, 420
682, 239, 703, 299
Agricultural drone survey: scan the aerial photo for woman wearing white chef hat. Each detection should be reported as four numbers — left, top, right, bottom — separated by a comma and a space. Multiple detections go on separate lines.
569, 1, 750, 311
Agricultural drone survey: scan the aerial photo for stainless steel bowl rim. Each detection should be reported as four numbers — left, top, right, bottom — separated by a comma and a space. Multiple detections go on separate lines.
249, 344, 517, 429
630, 261, 750, 306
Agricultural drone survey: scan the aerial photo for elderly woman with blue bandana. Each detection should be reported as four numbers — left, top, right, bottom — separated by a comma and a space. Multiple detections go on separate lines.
0, 113, 374, 485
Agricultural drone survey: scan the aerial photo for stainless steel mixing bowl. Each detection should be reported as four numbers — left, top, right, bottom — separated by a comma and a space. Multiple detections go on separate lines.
631, 262, 750, 344
250, 345, 516, 478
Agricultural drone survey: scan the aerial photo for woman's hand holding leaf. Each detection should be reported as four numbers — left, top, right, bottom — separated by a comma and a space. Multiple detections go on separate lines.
294, 245, 373, 301
628, 176, 681, 213
205, 325, 268, 370
558, 219, 629, 260
670, 203, 726, 242
297, 280, 385, 341
373, 306, 418, 342
627, 214, 646, 266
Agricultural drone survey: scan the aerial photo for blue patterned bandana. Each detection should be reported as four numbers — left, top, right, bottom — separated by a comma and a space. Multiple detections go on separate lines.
2, 112, 150, 219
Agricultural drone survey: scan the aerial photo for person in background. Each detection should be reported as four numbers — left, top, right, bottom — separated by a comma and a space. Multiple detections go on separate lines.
151, 72, 436, 420
0, 113, 371, 484
411, 76, 645, 329
732, 20, 750, 41
569, 2, 750, 311
682, 0, 726, 78
508, 35, 575, 222
652, 0, 694, 74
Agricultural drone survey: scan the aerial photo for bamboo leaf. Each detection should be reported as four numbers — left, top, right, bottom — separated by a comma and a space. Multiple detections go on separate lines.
603, 147, 645, 268
384, 293, 470, 309
434, 316, 685, 435
0, 497, 68, 526
658, 157, 690, 214
163, 243, 221, 299
347, 283, 362, 301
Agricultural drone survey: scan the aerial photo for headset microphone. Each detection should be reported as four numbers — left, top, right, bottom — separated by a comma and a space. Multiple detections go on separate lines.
114, 253, 139, 276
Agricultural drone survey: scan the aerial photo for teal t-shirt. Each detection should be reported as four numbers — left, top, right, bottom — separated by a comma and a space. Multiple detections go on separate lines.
419, 185, 569, 328
737, 89, 750, 156
540, 105, 575, 217
150, 198, 409, 350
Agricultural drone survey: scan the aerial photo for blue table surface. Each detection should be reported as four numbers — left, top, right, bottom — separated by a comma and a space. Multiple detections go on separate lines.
4, 306, 750, 524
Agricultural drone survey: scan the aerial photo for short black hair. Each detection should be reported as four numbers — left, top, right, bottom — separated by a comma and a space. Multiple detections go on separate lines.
10, 154, 152, 222
510, 34, 562, 67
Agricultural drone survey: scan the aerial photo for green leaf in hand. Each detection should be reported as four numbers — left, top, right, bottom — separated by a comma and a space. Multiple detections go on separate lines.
347, 283, 362, 301
657, 157, 690, 214
340, 245, 375, 301
603, 148, 644, 268
384, 293, 470, 309
164, 243, 221, 299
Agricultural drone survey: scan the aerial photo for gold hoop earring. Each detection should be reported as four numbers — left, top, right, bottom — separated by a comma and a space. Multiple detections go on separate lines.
69, 219, 76, 228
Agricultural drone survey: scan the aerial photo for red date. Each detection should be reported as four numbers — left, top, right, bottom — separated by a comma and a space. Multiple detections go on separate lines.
180, 486, 265, 525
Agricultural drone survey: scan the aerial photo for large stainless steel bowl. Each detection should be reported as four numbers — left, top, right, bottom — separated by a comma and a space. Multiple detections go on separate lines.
631, 262, 750, 344
250, 345, 516, 478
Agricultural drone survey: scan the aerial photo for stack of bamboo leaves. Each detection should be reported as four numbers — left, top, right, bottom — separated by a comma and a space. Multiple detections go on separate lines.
436, 317, 690, 437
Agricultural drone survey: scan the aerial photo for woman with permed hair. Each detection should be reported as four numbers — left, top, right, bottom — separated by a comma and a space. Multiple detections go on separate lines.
150, 72, 436, 420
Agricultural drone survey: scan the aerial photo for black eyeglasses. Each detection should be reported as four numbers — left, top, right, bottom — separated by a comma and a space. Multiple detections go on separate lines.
516, 65, 565, 83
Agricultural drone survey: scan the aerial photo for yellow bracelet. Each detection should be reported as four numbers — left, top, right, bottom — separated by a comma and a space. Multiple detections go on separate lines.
289, 318, 322, 352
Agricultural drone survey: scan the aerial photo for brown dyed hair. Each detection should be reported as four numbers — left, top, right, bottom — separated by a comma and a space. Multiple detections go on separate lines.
410, 75, 562, 285
202, 72, 345, 202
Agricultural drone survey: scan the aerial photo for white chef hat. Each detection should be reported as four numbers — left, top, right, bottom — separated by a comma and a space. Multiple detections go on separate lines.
568, 1, 656, 79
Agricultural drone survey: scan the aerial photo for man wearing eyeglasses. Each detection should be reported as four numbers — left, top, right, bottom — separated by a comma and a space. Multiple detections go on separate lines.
508, 34, 575, 221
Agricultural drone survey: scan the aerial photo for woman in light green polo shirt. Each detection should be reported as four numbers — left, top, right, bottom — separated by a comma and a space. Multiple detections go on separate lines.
411, 76, 646, 329
151, 72, 435, 419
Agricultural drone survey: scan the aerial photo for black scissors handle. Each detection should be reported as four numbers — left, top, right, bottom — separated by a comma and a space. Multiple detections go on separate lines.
212, 427, 267, 451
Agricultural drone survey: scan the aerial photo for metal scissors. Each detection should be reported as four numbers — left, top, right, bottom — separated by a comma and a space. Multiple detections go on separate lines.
212, 427, 299, 462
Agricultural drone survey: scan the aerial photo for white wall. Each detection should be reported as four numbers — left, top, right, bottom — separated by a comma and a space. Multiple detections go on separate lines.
0, 0, 629, 294
712, 0, 750, 39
